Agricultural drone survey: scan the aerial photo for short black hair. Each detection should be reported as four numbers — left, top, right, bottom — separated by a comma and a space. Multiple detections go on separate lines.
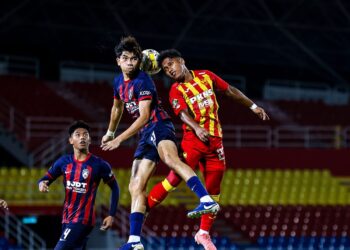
114, 36, 142, 60
157, 49, 182, 67
68, 120, 90, 136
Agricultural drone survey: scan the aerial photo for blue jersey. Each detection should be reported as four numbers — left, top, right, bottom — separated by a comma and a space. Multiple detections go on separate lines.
43, 153, 115, 226
113, 71, 171, 132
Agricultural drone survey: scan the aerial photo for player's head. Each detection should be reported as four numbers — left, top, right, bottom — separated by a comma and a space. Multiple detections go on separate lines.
115, 36, 142, 76
68, 120, 91, 152
158, 49, 187, 82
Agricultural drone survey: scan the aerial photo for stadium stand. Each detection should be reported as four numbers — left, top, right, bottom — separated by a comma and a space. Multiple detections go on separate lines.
2, 167, 350, 249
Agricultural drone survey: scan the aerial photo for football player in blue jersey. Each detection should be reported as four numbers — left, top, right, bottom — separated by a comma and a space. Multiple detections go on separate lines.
38, 120, 119, 250
101, 36, 219, 250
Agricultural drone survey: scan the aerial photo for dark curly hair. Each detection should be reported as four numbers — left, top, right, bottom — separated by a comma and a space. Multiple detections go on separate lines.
114, 36, 142, 60
68, 120, 90, 136
157, 49, 182, 67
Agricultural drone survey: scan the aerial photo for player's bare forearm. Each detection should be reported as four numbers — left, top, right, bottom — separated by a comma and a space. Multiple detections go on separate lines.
225, 85, 269, 121
225, 85, 254, 108
179, 110, 209, 142
179, 109, 200, 131
102, 100, 151, 151
117, 112, 149, 142
108, 99, 124, 132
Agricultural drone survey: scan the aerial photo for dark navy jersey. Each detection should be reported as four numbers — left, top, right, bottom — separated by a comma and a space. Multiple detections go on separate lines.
44, 153, 115, 226
113, 71, 170, 130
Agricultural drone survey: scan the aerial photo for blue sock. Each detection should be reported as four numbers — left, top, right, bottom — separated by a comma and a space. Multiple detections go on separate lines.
129, 212, 144, 236
186, 176, 209, 199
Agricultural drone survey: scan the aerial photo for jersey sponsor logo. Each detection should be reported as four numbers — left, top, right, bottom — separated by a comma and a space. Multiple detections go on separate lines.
140, 90, 151, 96
189, 89, 214, 104
125, 101, 139, 115
82, 169, 89, 179
198, 98, 214, 109
66, 180, 87, 193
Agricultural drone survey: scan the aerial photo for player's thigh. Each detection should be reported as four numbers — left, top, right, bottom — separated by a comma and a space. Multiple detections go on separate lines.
181, 139, 203, 170
157, 139, 180, 164
130, 158, 156, 192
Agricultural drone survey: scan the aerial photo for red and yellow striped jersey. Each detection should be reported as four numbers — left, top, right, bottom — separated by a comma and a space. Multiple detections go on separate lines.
169, 70, 229, 137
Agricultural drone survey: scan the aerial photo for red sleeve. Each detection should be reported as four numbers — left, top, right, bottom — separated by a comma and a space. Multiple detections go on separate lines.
169, 84, 188, 116
205, 70, 229, 91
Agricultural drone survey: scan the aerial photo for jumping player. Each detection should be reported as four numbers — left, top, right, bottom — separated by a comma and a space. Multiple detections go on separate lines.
38, 120, 119, 250
146, 49, 269, 250
100, 36, 219, 250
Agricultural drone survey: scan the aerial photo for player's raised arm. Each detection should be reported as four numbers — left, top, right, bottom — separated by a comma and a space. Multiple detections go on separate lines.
102, 99, 151, 151
225, 85, 270, 121
101, 98, 124, 146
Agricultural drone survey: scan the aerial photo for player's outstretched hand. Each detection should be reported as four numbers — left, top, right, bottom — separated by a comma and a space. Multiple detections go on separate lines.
194, 127, 209, 142
101, 138, 121, 151
0, 199, 8, 210
39, 180, 49, 192
100, 216, 114, 231
101, 134, 114, 147
252, 106, 270, 121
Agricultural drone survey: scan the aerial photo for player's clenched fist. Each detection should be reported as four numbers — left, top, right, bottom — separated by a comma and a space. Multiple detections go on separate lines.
0, 199, 8, 210
101, 134, 114, 146
38, 180, 49, 192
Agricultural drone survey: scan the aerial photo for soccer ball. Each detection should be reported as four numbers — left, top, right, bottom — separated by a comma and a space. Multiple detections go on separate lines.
140, 49, 161, 75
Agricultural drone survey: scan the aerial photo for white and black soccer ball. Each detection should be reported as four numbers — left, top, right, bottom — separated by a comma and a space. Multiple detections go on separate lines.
140, 49, 161, 75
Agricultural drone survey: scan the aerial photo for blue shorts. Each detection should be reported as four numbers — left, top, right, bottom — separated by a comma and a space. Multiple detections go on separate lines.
134, 120, 177, 163
54, 223, 93, 250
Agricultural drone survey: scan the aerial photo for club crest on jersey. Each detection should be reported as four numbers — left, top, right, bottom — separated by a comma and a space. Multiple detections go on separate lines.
172, 99, 180, 109
82, 169, 89, 179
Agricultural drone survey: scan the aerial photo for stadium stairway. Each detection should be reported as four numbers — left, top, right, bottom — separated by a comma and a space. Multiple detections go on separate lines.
0, 124, 32, 165
46, 81, 106, 122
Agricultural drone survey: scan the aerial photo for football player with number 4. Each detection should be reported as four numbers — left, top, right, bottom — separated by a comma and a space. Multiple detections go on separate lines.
147, 49, 270, 250
101, 36, 220, 250
38, 121, 119, 250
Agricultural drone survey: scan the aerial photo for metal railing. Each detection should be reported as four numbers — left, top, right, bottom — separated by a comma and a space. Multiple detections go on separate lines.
99, 205, 162, 247
0, 209, 46, 250
0, 55, 39, 78
1, 103, 350, 166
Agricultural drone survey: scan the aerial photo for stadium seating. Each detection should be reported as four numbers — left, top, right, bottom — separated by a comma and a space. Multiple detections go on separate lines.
0, 76, 89, 119
2, 167, 350, 249
275, 100, 350, 126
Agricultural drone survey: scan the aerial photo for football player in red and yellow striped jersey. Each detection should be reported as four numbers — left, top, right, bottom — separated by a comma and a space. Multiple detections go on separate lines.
147, 49, 269, 250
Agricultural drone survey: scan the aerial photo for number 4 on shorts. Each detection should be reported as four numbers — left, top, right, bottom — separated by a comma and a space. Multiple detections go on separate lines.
60, 228, 71, 241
